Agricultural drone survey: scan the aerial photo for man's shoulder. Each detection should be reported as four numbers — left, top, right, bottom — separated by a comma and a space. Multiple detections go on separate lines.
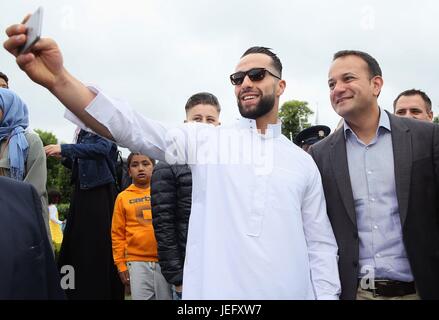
274, 136, 324, 175
310, 129, 340, 154
0, 176, 32, 193
152, 161, 191, 179
154, 161, 189, 171
24, 129, 43, 144
388, 113, 437, 137
0, 177, 37, 214
389, 112, 434, 129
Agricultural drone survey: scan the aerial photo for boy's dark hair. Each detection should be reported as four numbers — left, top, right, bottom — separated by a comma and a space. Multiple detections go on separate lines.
48, 190, 61, 204
241, 46, 283, 77
127, 152, 155, 168
185, 92, 221, 113
393, 89, 432, 112
333, 50, 382, 78
0, 72, 9, 85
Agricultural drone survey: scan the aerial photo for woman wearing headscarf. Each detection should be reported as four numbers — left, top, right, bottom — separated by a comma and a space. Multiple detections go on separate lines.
0, 88, 51, 240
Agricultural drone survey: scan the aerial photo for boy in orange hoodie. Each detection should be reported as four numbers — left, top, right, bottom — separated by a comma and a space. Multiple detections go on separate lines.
111, 153, 172, 300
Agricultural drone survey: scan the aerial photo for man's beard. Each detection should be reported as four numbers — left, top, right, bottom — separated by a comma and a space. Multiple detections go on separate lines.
238, 93, 275, 119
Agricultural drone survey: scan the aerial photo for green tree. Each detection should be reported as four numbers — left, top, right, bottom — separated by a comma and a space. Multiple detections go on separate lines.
35, 129, 72, 204
56, 161, 73, 206
434, 116, 438, 124
278, 100, 314, 140
35, 129, 58, 187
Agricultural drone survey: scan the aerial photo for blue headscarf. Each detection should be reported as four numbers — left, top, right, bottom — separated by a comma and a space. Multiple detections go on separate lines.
0, 88, 29, 180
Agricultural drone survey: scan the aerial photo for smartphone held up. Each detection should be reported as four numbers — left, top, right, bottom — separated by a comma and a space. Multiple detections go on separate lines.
19, 6, 44, 54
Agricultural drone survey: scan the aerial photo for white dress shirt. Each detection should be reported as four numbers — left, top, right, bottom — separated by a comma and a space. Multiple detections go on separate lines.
65, 88, 341, 299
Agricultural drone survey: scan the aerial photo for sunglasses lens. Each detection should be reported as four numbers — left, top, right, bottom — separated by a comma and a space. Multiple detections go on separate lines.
230, 68, 268, 85
248, 68, 266, 82
230, 72, 245, 85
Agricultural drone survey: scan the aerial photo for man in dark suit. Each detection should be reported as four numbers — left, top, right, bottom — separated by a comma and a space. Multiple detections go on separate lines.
309, 50, 439, 300
0, 176, 65, 299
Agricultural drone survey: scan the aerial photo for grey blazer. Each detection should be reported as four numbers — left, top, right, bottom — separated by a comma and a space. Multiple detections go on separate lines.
309, 111, 439, 300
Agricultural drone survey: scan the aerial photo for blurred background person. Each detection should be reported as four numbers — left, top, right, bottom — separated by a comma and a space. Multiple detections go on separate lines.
294, 125, 331, 152
45, 128, 124, 300
0, 88, 50, 242
151, 92, 221, 300
0, 72, 9, 88
48, 189, 65, 257
393, 89, 433, 122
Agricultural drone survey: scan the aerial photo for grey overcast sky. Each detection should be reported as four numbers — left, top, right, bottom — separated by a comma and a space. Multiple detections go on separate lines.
1, 0, 438, 147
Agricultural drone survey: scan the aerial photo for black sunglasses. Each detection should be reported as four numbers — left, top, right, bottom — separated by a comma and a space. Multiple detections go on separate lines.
230, 68, 281, 85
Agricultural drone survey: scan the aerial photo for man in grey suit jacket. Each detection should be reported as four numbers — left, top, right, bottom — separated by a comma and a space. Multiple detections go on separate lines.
309, 50, 439, 300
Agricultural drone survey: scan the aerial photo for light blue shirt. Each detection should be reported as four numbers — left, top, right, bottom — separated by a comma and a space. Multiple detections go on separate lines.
344, 109, 414, 282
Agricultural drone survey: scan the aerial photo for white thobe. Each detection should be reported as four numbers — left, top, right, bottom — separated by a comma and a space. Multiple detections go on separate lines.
65, 88, 341, 300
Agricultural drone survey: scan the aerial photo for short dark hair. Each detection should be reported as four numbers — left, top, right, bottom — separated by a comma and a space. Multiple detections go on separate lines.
0, 72, 9, 85
333, 50, 382, 78
185, 92, 221, 113
241, 46, 283, 77
48, 190, 61, 204
393, 89, 432, 112
127, 152, 155, 168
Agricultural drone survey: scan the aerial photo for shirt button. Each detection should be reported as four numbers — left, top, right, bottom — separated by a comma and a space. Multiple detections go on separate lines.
376, 253, 381, 258
373, 225, 378, 230
371, 198, 375, 202
367, 170, 372, 175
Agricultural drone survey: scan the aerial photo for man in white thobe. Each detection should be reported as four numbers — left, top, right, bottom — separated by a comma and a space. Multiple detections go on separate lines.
4, 24, 341, 299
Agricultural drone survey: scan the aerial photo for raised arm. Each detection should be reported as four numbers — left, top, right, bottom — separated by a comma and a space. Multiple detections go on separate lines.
3, 19, 112, 139
4, 18, 211, 164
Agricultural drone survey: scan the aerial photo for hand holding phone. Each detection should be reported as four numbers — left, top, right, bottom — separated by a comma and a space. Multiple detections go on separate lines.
4, 6, 68, 92
19, 6, 44, 54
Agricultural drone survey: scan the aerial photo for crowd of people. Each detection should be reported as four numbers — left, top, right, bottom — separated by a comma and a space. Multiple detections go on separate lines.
0, 15, 438, 301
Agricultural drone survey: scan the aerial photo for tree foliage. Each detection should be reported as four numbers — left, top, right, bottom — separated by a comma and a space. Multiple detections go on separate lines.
278, 100, 314, 140
434, 116, 438, 124
35, 129, 73, 204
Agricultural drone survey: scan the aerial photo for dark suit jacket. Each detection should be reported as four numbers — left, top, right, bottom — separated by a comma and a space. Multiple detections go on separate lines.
0, 176, 65, 299
309, 111, 439, 300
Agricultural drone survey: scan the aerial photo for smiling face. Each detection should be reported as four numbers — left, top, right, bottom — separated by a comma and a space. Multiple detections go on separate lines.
186, 103, 220, 125
234, 53, 285, 120
328, 55, 383, 121
394, 94, 433, 121
128, 154, 154, 187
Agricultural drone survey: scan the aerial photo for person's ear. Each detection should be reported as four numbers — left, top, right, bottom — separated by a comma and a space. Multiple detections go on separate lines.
371, 76, 384, 97
276, 79, 286, 97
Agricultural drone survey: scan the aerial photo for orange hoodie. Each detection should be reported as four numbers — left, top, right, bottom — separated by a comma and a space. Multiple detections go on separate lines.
111, 184, 158, 272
